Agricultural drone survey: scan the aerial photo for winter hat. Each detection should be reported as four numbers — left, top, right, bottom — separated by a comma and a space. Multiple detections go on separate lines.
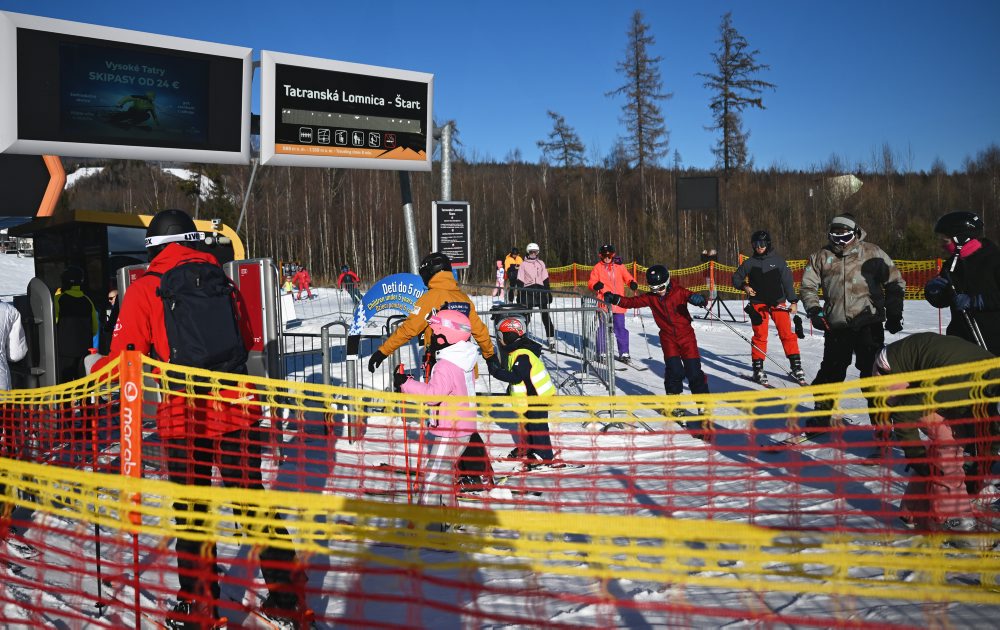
829, 214, 858, 232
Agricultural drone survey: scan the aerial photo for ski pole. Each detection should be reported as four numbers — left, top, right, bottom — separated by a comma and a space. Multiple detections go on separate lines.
701, 306, 803, 384
947, 250, 988, 349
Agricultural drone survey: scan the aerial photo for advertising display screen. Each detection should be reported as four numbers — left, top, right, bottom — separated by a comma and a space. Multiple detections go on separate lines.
432, 201, 471, 268
261, 50, 432, 171
0, 12, 251, 163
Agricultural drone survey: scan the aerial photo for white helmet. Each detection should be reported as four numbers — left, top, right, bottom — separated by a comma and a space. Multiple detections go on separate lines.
526, 242, 540, 253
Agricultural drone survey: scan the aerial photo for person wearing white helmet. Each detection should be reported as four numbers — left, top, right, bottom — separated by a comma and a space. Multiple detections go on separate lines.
515, 242, 556, 350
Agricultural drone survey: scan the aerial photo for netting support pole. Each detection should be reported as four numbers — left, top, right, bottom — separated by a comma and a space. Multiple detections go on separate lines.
120, 347, 144, 629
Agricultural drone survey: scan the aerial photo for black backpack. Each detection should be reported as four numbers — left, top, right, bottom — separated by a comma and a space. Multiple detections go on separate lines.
151, 261, 249, 374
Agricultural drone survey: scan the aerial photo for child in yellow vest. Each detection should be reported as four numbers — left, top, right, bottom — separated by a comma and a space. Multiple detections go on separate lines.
487, 316, 559, 467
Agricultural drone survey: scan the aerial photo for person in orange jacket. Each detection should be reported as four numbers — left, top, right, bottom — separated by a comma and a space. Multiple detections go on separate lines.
588, 244, 637, 363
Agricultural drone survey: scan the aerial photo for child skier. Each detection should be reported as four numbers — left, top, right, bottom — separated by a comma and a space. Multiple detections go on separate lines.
487, 316, 558, 466
604, 264, 710, 438
492, 259, 505, 298
393, 309, 483, 505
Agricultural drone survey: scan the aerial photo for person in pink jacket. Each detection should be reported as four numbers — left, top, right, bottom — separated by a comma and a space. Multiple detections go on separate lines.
393, 309, 481, 506
588, 244, 638, 362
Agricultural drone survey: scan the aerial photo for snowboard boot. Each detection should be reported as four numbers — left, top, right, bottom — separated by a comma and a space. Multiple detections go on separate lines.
789, 354, 806, 385
547, 337, 557, 352
751, 359, 769, 386
804, 399, 833, 439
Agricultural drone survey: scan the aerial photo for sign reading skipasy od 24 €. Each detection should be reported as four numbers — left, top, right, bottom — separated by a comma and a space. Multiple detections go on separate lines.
261, 50, 432, 171
432, 201, 470, 269
0, 11, 251, 164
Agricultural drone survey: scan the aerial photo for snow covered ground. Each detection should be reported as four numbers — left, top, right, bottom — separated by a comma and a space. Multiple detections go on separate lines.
2, 254, 994, 628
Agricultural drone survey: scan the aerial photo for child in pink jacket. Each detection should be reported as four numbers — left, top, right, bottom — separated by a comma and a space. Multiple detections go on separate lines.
393, 309, 480, 506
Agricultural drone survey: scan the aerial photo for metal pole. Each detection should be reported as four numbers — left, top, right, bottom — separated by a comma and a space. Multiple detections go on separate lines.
440, 121, 452, 202
236, 156, 259, 234
399, 171, 420, 274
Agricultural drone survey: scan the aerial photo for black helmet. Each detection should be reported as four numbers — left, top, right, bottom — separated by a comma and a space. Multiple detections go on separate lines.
646, 264, 670, 291
750, 230, 772, 253
341, 264, 349, 272
934, 211, 983, 243
510, 246, 520, 255
61, 265, 84, 289
418, 252, 452, 285
145, 208, 201, 258
599, 244, 616, 256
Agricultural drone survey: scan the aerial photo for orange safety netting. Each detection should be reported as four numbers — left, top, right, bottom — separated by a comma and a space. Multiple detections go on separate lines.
1, 351, 999, 628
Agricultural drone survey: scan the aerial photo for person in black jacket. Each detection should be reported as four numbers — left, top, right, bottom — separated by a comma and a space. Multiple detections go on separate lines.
924, 211, 1000, 354
732, 230, 806, 386
54, 265, 98, 384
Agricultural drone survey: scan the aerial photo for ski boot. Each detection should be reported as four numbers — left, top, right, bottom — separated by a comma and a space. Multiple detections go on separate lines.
788, 354, 807, 385
751, 359, 769, 386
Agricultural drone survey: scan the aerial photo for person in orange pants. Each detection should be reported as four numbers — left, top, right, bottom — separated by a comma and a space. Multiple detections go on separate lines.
732, 230, 806, 386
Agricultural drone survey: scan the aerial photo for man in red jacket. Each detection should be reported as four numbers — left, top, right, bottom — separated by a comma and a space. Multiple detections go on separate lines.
96, 209, 303, 629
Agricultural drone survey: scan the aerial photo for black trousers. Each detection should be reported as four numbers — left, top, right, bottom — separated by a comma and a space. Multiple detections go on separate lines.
165, 425, 297, 606
812, 322, 884, 386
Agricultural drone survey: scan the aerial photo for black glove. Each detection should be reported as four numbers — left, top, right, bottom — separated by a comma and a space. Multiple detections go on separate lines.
592, 281, 605, 292
953, 293, 984, 312
604, 292, 621, 306
744, 303, 763, 326
392, 371, 409, 392
485, 353, 502, 376
793, 314, 806, 339
885, 317, 903, 334
806, 306, 828, 331
367, 349, 387, 373
628, 281, 638, 291
688, 293, 707, 308
924, 276, 951, 304
906, 462, 931, 478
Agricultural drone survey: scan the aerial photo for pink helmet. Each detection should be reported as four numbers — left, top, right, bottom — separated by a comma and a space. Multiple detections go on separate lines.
428, 309, 473, 345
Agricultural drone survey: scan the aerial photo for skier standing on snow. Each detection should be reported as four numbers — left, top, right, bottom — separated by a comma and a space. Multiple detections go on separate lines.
871, 332, 999, 543
798, 213, 905, 435
588, 244, 638, 363
604, 264, 709, 439
732, 230, 806, 385
503, 246, 522, 302
292, 264, 313, 301
337, 264, 363, 306
923, 211, 1000, 354
393, 310, 483, 501
492, 259, 505, 298
516, 242, 557, 351
487, 316, 558, 466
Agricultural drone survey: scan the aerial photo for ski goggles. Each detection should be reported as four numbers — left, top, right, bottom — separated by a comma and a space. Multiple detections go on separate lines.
650, 281, 670, 293
828, 229, 856, 246
752, 239, 769, 249
144, 231, 205, 249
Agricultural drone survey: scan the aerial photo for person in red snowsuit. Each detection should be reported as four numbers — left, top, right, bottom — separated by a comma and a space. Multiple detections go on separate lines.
605, 264, 710, 438
93, 209, 302, 628
292, 265, 312, 301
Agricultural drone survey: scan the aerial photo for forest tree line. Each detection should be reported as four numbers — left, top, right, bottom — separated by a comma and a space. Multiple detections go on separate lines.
59, 141, 1000, 286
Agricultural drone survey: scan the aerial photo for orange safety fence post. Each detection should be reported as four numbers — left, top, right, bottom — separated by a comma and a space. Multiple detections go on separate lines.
118, 348, 144, 629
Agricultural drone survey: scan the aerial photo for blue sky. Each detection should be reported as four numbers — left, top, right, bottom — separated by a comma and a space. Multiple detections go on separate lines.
2, 0, 998, 172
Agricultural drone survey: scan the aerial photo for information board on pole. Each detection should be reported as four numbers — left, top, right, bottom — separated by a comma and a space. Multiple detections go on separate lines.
260, 50, 432, 171
0, 11, 252, 164
432, 201, 470, 269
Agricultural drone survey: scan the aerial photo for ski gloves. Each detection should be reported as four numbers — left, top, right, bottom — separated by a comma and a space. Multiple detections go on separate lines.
885, 316, 904, 334
592, 281, 604, 291
368, 349, 387, 372
629, 281, 639, 291
392, 371, 410, 392
744, 303, 764, 326
688, 294, 707, 308
953, 293, 985, 313
603, 293, 621, 306
792, 315, 806, 339
925, 276, 983, 312
806, 306, 828, 331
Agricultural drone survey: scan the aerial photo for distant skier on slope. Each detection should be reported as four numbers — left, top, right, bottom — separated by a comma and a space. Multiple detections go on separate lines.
732, 230, 807, 386
604, 264, 710, 439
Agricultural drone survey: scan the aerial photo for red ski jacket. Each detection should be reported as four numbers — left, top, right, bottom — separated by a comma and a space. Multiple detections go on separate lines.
93, 243, 257, 439
616, 287, 701, 359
